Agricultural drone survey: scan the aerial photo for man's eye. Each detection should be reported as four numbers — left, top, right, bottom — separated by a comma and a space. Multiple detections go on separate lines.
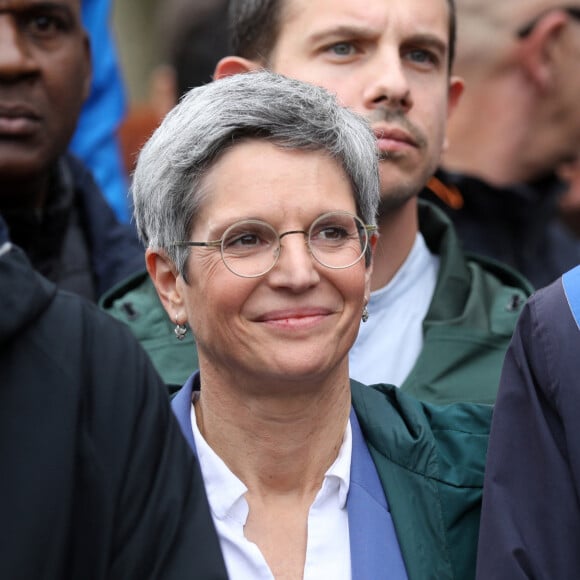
328, 42, 355, 57
407, 49, 438, 66
27, 14, 67, 36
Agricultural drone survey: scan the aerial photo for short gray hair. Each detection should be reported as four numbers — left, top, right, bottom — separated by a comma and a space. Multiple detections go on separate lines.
132, 70, 380, 278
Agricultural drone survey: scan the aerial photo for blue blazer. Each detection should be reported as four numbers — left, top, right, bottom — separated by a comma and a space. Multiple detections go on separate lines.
172, 373, 407, 580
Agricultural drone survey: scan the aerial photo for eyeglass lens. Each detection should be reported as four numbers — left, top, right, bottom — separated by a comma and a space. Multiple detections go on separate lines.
220, 212, 368, 278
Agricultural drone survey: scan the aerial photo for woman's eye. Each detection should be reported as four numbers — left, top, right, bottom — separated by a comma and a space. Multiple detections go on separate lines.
226, 233, 261, 248
314, 226, 349, 241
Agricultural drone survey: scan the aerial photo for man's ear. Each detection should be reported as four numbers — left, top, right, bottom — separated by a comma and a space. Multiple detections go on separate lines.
442, 76, 464, 152
146, 249, 185, 322
518, 10, 569, 92
214, 56, 262, 79
447, 75, 464, 120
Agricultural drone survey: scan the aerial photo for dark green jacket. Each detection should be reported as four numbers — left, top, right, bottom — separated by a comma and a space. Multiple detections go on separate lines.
100, 201, 532, 402
405, 202, 532, 404
352, 380, 492, 580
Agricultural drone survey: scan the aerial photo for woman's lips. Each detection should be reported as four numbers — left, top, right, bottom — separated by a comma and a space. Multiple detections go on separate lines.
256, 307, 333, 329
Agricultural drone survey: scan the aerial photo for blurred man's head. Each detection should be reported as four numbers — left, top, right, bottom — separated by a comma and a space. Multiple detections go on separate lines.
446, 0, 580, 184
157, 0, 230, 98
218, 0, 463, 213
0, 0, 91, 203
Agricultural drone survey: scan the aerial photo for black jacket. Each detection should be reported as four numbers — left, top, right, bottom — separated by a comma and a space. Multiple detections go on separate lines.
421, 169, 580, 289
0, 242, 227, 579
1, 154, 144, 301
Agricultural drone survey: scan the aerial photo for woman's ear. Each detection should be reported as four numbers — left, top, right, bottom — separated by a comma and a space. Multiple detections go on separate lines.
146, 249, 185, 320
365, 232, 379, 291
214, 56, 262, 80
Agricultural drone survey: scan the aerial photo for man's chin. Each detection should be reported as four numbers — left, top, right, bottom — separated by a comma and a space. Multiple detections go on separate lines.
377, 168, 423, 215
377, 190, 417, 216
0, 154, 52, 198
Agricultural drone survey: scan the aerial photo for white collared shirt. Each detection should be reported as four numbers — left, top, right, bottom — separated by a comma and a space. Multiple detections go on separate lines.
191, 406, 352, 580
349, 232, 440, 386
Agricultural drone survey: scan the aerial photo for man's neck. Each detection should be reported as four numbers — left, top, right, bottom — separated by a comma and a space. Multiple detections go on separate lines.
371, 196, 419, 291
0, 174, 50, 211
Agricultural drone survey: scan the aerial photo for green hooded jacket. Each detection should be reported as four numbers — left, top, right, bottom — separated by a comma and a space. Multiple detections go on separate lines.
351, 379, 492, 579
100, 201, 532, 402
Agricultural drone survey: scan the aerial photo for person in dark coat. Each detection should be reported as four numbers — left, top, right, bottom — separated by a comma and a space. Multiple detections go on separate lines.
426, 1, 580, 289
0, 0, 144, 301
476, 264, 580, 578
0, 214, 227, 579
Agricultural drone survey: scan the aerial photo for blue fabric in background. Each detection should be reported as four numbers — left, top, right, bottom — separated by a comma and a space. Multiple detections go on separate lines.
69, 0, 130, 223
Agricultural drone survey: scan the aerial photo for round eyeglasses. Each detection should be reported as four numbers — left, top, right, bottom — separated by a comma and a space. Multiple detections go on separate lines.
172, 211, 377, 278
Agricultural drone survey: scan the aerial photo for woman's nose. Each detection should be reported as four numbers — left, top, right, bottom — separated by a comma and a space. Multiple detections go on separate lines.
269, 232, 320, 290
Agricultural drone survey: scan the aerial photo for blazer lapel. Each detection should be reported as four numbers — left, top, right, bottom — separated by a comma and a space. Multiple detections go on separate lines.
171, 372, 198, 453
348, 409, 408, 580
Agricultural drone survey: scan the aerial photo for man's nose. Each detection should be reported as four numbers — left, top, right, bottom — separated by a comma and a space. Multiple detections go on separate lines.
0, 17, 38, 80
363, 49, 413, 112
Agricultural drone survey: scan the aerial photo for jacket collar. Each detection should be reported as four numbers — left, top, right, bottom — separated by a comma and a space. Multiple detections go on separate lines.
171, 373, 197, 450
418, 199, 471, 322
418, 199, 532, 323
171, 374, 408, 580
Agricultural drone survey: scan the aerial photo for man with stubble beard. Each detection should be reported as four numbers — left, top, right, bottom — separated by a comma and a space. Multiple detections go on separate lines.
104, 0, 533, 406
213, 0, 534, 405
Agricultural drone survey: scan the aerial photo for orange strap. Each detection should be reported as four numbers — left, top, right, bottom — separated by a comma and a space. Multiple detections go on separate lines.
426, 176, 464, 210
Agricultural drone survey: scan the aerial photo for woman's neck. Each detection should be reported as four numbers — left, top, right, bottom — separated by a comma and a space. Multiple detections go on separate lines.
194, 365, 351, 498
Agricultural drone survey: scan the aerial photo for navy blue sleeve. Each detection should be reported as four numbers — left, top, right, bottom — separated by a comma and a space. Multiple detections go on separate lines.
476, 276, 580, 579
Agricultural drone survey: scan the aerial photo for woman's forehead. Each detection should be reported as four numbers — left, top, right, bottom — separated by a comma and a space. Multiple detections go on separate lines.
195, 141, 356, 223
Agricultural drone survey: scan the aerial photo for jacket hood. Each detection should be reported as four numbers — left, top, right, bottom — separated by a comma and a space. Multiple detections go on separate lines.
419, 199, 534, 300
0, 245, 57, 345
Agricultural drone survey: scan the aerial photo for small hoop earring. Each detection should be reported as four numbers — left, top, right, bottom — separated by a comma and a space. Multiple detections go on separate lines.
362, 305, 369, 323
174, 320, 187, 341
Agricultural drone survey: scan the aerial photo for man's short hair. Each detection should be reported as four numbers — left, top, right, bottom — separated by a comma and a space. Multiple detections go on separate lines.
157, 0, 231, 97
228, 0, 457, 71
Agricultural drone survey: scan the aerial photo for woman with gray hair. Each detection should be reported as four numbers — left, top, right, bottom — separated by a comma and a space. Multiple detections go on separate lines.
133, 71, 492, 580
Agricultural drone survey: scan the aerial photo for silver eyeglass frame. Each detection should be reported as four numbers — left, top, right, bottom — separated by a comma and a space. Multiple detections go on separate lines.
171, 210, 377, 278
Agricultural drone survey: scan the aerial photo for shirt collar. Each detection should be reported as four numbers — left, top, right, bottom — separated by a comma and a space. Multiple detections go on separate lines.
190, 403, 352, 521
190, 404, 249, 523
